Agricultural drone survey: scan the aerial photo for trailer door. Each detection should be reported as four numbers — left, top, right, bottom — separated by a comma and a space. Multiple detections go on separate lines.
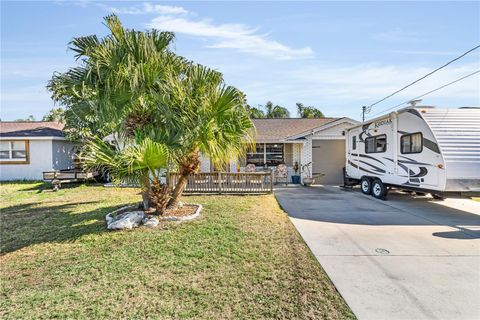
347, 129, 361, 178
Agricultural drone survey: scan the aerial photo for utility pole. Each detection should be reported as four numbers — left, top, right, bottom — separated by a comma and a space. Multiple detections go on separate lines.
362, 106, 366, 122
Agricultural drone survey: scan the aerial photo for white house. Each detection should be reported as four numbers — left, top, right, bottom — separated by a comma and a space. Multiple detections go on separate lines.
0, 118, 359, 184
0, 121, 77, 181
200, 117, 360, 184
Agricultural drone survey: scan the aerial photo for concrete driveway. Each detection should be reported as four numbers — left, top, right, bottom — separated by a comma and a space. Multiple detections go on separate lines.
274, 186, 480, 320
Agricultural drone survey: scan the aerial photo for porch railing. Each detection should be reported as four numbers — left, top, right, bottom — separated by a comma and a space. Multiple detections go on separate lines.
167, 172, 273, 194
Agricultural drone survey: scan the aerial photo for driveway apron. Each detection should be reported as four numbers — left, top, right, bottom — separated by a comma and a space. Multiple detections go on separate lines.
274, 186, 480, 320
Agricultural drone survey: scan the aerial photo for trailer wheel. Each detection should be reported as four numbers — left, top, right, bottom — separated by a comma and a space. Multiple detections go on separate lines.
432, 193, 445, 200
371, 179, 387, 200
360, 177, 372, 194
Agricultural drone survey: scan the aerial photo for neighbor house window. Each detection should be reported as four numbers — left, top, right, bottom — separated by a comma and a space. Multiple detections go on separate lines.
352, 136, 356, 150
401, 132, 423, 154
246, 143, 284, 166
365, 134, 387, 153
0, 140, 29, 164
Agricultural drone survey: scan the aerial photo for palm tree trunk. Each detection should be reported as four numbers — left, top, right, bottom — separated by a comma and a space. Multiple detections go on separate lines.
141, 176, 151, 210
167, 150, 200, 209
167, 174, 188, 209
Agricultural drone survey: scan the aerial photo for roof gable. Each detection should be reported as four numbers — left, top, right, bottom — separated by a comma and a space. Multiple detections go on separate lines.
286, 117, 361, 140
252, 118, 339, 142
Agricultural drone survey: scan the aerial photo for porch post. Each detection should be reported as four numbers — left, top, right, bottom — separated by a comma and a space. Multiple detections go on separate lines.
218, 171, 223, 194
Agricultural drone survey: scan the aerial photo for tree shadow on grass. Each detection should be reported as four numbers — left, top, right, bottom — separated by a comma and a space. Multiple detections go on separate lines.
17, 181, 105, 192
0, 201, 133, 254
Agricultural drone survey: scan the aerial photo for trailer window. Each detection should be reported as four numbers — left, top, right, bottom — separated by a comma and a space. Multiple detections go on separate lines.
352, 136, 356, 150
365, 134, 387, 153
401, 132, 423, 154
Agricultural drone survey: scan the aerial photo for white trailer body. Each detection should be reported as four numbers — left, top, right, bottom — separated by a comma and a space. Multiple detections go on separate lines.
345, 107, 480, 197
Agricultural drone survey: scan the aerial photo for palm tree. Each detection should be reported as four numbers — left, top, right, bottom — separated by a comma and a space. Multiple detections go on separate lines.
248, 106, 266, 118
47, 14, 181, 211
264, 101, 290, 118
82, 136, 169, 213
48, 15, 254, 210
158, 64, 255, 208
296, 102, 324, 118
42, 108, 65, 122
48, 14, 180, 141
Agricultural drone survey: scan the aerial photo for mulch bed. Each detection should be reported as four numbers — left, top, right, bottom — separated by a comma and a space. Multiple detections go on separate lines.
162, 204, 198, 218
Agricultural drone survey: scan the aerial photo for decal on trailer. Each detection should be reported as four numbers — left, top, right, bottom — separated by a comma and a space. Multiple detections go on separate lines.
374, 118, 392, 128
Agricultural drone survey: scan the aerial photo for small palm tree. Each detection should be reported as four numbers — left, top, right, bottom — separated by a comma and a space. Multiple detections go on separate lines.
82, 136, 170, 213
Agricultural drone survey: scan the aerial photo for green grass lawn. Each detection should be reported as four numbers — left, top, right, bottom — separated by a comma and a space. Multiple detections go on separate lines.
0, 182, 354, 319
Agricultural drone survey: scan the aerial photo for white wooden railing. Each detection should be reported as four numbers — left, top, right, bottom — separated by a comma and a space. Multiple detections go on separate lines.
167, 172, 273, 194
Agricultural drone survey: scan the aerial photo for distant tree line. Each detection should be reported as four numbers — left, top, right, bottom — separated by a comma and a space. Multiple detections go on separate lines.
13, 103, 322, 122
248, 101, 325, 119
13, 108, 65, 122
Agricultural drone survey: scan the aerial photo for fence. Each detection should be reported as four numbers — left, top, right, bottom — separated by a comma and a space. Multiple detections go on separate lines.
167, 172, 273, 194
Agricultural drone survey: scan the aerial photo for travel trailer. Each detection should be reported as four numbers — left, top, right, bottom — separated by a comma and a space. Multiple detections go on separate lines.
344, 106, 480, 199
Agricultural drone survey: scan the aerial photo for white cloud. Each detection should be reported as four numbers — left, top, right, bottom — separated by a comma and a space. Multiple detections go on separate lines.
147, 16, 314, 60
106, 2, 188, 15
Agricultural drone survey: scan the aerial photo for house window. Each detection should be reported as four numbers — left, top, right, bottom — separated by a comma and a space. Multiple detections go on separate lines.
401, 132, 423, 154
0, 140, 29, 164
352, 136, 356, 150
365, 134, 387, 153
246, 143, 284, 166
246, 143, 265, 166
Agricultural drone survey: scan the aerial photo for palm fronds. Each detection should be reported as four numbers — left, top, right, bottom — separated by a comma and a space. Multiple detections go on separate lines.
82, 136, 169, 186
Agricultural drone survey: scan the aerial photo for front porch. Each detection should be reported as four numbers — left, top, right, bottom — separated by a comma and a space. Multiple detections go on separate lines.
199, 142, 307, 185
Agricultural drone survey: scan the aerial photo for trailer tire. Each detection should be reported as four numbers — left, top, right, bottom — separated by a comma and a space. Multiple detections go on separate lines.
360, 177, 372, 195
432, 193, 445, 200
371, 179, 387, 200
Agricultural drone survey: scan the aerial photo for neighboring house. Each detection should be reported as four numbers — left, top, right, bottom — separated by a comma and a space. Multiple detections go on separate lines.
200, 117, 360, 184
0, 121, 77, 181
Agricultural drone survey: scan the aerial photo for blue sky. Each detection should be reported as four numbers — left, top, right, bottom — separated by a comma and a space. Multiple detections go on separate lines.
1, 1, 479, 121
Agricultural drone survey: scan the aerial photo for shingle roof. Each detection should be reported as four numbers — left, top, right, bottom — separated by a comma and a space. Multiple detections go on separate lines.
252, 118, 340, 142
0, 119, 345, 140
0, 121, 65, 138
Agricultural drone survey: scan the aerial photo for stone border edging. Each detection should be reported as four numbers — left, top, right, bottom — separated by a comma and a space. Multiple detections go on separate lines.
105, 203, 202, 224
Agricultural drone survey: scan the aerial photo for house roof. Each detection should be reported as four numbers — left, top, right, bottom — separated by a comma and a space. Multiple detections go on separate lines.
252, 118, 341, 142
0, 121, 65, 138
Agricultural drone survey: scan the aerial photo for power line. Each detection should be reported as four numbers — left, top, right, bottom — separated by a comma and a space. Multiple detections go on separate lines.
367, 69, 480, 118
363, 44, 480, 116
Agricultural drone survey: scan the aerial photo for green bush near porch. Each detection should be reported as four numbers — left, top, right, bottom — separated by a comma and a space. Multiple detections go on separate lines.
0, 182, 354, 319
